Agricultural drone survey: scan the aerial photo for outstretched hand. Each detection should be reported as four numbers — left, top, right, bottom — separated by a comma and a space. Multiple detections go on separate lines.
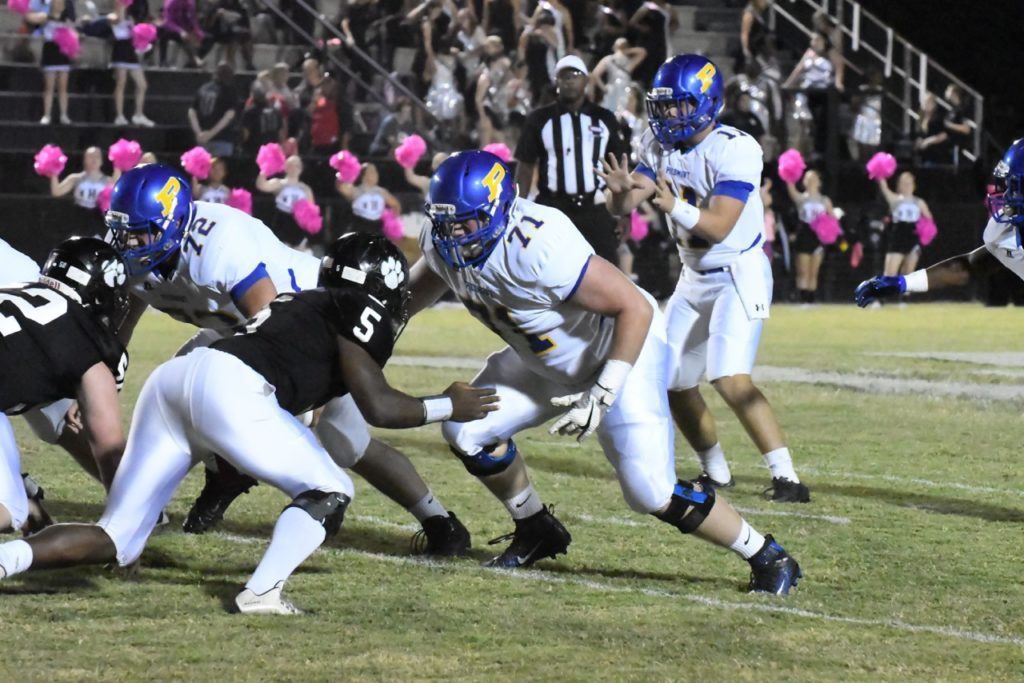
597, 153, 644, 195
651, 173, 677, 214
444, 382, 500, 422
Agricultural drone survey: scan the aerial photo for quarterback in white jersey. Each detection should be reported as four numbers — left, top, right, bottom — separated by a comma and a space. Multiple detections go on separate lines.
101, 165, 470, 554
409, 150, 801, 593
602, 54, 808, 501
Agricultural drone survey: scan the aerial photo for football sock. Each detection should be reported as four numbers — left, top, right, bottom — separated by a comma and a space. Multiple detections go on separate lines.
503, 484, 543, 520
697, 442, 731, 484
763, 447, 799, 482
246, 507, 326, 595
407, 491, 448, 523
729, 520, 766, 560
0, 539, 33, 578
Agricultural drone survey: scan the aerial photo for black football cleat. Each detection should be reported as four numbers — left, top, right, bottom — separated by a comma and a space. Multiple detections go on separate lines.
411, 512, 472, 557
764, 477, 811, 503
21, 473, 55, 536
182, 464, 258, 534
694, 472, 735, 491
747, 534, 802, 595
485, 505, 571, 569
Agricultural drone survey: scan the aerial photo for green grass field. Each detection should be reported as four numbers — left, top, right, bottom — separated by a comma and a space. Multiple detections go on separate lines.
2, 304, 1024, 681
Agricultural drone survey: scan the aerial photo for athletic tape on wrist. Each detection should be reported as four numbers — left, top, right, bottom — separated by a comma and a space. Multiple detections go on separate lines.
421, 396, 454, 424
903, 269, 929, 293
669, 199, 701, 230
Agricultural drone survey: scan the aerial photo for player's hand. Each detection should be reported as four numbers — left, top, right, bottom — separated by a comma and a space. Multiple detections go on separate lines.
444, 382, 500, 422
651, 173, 677, 214
64, 401, 83, 435
854, 275, 905, 307
597, 153, 642, 195
548, 386, 614, 443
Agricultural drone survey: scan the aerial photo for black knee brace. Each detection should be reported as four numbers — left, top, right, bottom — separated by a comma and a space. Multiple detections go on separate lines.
653, 479, 716, 534
451, 439, 518, 477
285, 490, 351, 538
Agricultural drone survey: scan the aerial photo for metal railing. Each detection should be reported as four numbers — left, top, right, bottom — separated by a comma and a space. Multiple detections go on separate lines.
769, 0, 983, 161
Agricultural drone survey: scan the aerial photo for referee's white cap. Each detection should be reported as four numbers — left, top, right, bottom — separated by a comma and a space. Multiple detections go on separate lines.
554, 55, 589, 77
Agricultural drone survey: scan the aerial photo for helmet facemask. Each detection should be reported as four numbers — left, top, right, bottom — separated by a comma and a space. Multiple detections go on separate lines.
428, 202, 508, 270
986, 163, 1024, 226
105, 206, 191, 277
646, 87, 721, 147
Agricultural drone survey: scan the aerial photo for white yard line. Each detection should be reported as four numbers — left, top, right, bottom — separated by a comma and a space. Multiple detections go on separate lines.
573, 509, 850, 527
797, 467, 1024, 498
212, 531, 1023, 647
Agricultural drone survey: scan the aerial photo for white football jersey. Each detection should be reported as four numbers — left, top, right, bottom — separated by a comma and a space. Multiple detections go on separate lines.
420, 198, 613, 387
983, 216, 1024, 283
635, 124, 765, 270
0, 239, 40, 285
129, 201, 320, 332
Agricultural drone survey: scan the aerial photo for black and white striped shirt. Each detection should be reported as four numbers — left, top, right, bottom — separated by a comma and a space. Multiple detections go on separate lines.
515, 101, 629, 201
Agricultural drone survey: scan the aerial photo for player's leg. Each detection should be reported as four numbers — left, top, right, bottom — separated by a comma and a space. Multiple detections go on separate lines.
0, 415, 29, 533
664, 275, 732, 487
441, 347, 570, 568
316, 395, 469, 556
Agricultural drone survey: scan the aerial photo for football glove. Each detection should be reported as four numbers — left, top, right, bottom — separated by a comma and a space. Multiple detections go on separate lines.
549, 385, 614, 443
854, 275, 905, 307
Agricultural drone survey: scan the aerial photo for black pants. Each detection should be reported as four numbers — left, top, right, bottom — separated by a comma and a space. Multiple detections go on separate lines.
536, 195, 621, 265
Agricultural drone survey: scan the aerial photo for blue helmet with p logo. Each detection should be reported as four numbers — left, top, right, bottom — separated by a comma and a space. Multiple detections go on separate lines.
987, 138, 1024, 226
105, 164, 194, 276
646, 54, 724, 147
425, 150, 517, 270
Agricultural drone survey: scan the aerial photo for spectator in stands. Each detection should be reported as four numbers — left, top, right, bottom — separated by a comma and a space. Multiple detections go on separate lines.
191, 157, 230, 203
616, 83, 646, 162
942, 84, 972, 164
338, 0, 386, 84
812, 10, 844, 92
368, 98, 416, 156
453, 7, 487, 75
532, 0, 573, 54
785, 168, 837, 304
199, 0, 255, 71
518, 9, 561, 105
475, 36, 513, 145
336, 163, 402, 235
49, 146, 111, 235
849, 67, 883, 160
240, 82, 286, 155
628, 0, 673, 86
406, 0, 456, 99
914, 92, 950, 165
264, 63, 296, 115
483, 0, 522, 62
27, 0, 74, 125
592, 0, 629, 60
188, 62, 240, 158
158, 0, 203, 68
590, 38, 646, 114
783, 31, 835, 159
290, 57, 323, 142
422, 22, 467, 142
109, 3, 154, 127
256, 154, 314, 249
307, 75, 351, 153
739, 0, 771, 72
719, 88, 766, 143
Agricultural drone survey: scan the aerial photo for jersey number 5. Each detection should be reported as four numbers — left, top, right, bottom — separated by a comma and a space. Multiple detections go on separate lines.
353, 307, 382, 342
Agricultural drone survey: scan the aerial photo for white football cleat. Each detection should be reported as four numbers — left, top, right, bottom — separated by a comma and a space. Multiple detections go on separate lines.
234, 581, 303, 615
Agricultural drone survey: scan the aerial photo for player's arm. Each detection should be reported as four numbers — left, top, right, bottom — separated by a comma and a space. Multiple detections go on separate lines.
234, 276, 278, 317
601, 153, 658, 216
651, 173, 746, 244
76, 362, 125, 490
115, 293, 149, 347
338, 337, 497, 427
854, 246, 1002, 306
407, 257, 451, 317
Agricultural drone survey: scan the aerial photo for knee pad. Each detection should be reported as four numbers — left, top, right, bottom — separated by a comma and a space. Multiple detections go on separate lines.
285, 490, 351, 538
653, 479, 716, 534
451, 439, 518, 477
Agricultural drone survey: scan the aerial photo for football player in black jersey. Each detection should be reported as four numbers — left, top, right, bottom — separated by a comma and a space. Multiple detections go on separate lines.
0, 237, 129, 534
0, 234, 497, 615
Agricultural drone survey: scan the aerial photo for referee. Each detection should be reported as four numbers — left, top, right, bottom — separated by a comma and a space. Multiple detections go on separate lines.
514, 56, 629, 265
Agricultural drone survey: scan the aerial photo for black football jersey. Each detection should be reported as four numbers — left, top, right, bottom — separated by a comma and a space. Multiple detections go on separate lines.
0, 283, 128, 415
211, 288, 395, 415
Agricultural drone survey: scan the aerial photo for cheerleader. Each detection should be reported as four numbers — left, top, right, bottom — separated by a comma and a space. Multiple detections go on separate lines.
27, 0, 73, 125
877, 171, 933, 278
191, 157, 229, 203
110, 3, 153, 127
49, 146, 111, 235
785, 169, 836, 303
336, 163, 401, 235
256, 154, 314, 248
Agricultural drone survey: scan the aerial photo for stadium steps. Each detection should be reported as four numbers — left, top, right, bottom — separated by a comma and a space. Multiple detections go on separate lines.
0, 90, 193, 126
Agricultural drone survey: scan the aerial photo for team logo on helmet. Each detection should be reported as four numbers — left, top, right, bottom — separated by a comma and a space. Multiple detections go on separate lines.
381, 256, 406, 290
101, 258, 127, 288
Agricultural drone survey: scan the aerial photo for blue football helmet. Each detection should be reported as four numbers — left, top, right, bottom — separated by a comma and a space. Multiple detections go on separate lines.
646, 54, 725, 147
425, 150, 517, 269
105, 164, 194, 276
986, 138, 1024, 225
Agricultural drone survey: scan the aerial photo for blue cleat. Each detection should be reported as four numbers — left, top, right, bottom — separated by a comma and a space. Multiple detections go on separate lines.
747, 535, 802, 595
854, 275, 905, 307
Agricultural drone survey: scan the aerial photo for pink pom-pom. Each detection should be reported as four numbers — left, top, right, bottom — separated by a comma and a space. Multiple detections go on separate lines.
108, 138, 142, 171
131, 23, 157, 52
810, 212, 842, 245
256, 143, 286, 177
330, 150, 361, 184
226, 188, 252, 215
850, 240, 864, 269
866, 151, 897, 181
777, 148, 806, 184
96, 184, 113, 213
33, 144, 67, 177
293, 199, 322, 235
482, 143, 512, 163
180, 146, 212, 180
52, 26, 80, 60
915, 215, 938, 246
7, 0, 30, 15
394, 134, 427, 170
382, 209, 405, 243
629, 211, 649, 242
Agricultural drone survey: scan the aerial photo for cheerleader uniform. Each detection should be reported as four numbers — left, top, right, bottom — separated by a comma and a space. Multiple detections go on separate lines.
271, 183, 308, 246
73, 174, 110, 236
199, 184, 229, 204
794, 196, 828, 254
348, 188, 387, 235
886, 197, 922, 254
32, 0, 75, 73
110, 20, 140, 70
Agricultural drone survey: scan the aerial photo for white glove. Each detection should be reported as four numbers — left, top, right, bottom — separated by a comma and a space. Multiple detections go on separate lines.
548, 360, 633, 443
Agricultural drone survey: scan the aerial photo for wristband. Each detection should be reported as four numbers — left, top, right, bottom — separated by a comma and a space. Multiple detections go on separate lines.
594, 359, 633, 405
669, 199, 701, 230
903, 270, 928, 293
421, 395, 453, 424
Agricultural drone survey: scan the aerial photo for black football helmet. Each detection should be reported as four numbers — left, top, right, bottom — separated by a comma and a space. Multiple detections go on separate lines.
40, 236, 130, 331
318, 232, 411, 336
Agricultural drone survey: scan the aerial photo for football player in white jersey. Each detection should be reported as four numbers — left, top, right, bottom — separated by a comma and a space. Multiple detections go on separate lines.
600, 54, 810, 502
856, 138, 1024, 302
407, 150, 801, 593
98, 164, 471, 554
